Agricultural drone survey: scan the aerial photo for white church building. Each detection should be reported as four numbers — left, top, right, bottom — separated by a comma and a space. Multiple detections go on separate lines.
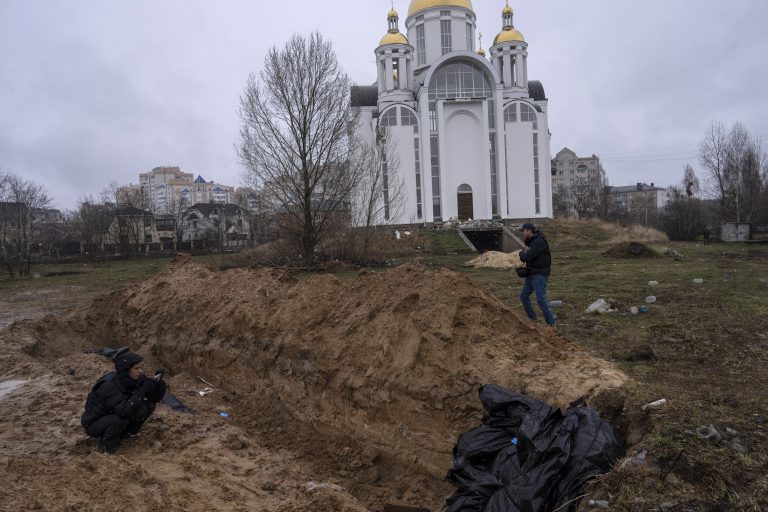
351, 0, 553, 224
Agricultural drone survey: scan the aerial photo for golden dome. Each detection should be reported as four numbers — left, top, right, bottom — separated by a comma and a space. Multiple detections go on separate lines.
379, 32, 409, 46
476, 47, 486, 57
408, 0, 474, 17
502, 5, 513, 15
388, 8, 399, 18
494, 28, 525, 44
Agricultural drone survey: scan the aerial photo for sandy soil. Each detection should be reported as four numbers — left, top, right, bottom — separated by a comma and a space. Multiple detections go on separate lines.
464, 251, 523, 269
0, 257, 626, 511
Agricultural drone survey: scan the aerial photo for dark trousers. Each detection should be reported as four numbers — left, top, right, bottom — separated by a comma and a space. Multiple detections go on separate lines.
85, 402, 155, 453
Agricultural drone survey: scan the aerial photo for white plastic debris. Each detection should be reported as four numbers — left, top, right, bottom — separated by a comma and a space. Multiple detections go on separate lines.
648, 281, 659, 286
645, 296, 657, 304
198, 387, 214, 397
630, 307, 639, 316
641, 399, 668, 411
586, 299, 610, 314
693, 278, 704, 284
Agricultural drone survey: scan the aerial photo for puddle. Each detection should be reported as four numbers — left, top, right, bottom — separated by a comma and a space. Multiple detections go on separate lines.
0, 380, 27, 400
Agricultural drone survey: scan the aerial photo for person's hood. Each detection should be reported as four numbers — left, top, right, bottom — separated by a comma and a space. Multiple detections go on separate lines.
114, 351, 144, 375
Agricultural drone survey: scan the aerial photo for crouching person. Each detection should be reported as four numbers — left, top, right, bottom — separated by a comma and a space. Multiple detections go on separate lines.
81, 351, 166, 454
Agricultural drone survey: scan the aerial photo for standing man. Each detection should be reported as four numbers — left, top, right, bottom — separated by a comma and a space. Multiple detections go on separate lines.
81, 350, 166, 454
519, 223, 556, 329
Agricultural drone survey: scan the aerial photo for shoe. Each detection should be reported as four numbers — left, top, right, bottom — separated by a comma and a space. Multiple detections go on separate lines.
545, 325, 557, 333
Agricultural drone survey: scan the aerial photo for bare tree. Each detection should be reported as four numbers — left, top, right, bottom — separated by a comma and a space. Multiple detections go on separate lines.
238, 32, 361, 262
700, 121, 768, 223
351, 130, 405, 259
0, 172, 51, 277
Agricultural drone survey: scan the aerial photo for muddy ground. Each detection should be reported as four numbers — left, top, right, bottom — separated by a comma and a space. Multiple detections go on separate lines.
2, 225, 767, 511
0, 256, 626, 512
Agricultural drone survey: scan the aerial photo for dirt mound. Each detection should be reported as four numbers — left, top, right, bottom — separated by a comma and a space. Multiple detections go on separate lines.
464, 251, 522, 269
604, 241, 660, 258
0, 260, 626, 511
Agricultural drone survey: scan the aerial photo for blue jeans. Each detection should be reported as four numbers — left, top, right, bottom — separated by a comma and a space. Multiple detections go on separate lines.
520, 274, 556, 326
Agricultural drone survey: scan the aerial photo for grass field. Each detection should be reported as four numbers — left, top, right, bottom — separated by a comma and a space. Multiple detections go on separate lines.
1, 221, 766, 509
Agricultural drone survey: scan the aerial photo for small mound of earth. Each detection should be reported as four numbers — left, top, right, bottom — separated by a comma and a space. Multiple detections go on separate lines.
604, 241, 659, 258
464, 251, 522, 269
0, 256, 627, 511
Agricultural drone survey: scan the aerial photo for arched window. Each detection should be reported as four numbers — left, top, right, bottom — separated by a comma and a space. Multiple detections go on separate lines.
380, 108, 398, 127
429, 60, 493, 100
520, 103, 538, 130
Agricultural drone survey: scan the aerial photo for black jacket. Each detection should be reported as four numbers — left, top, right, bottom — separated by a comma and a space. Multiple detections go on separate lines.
81, 373, 166, 428
519, 232, 551, 276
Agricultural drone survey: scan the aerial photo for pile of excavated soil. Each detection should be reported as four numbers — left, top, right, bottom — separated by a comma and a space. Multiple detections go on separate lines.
0, 256, 626, 511
604, 241, 660, 259
464, 251, 523, 269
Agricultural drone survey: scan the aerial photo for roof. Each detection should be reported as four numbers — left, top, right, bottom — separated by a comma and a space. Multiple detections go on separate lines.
187, 203, 243, 217
351, 86, 379, 107
528, 80, 546, 101
408, 0, 473, 17
194, 175, 207, 184
610, 184, 665, 194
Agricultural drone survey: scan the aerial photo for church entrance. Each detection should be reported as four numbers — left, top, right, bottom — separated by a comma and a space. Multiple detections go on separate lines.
457, 184, 474, 221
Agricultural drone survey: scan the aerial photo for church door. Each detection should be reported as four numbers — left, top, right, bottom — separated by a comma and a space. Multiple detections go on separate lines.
457, 184, 474, 221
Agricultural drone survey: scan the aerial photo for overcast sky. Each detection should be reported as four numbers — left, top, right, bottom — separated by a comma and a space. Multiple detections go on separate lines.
1, 0, 767, 210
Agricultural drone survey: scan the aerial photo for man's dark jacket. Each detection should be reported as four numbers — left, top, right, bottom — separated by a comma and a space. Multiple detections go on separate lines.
81, 373, 166, 429
519, 232, 552, 276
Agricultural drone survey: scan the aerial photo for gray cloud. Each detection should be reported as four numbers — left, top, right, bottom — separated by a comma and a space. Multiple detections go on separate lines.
1, 0, 767, 209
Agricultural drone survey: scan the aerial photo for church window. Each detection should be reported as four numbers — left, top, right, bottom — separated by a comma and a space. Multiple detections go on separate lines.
466, 24, 473, 50
414, 138, 423, 219
416, 25, 426, 65
490, 134, 499, 217
440, 10, 451, 17
429, 103, 437, 131
401, 108, 418, 133
520, 103, 538, 129
487, 99, 495, 130
430, 135, 442, 220
441, 20, 453, 55
380, 108, 398, 127
503, 104, 517, 123
533, 133, 541, 214
429, 60, 493, 100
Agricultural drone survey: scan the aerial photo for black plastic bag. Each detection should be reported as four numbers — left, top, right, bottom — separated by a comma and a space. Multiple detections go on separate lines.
446, 385, 624, 512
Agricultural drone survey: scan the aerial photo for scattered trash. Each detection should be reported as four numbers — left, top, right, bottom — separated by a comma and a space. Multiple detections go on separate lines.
645, 296, 657, 304
160, 392, 193, 414
197, 375, 215, 388
586, 299, 611, 314
619, 450, 647, 469
695, 425, 721, 442
304, 481, 345, 493
219, 412, 230, 419
727, 441, 747, 453
446, 385, 623, 512
630, 307, 639, 316
549, 300, 563, 308
511, 437, 518, 446
693, 278, 704, 284
642, 399, 668, 411
648, 281, 659, 286
725, 427, 741, 437
198, 387, 215, 397
68, 368, 76, 376
588, 500, 610, 509
639, 306, 650, 314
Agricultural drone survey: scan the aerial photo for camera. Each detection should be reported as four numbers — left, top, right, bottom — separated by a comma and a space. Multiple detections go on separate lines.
153, 368, 166, 382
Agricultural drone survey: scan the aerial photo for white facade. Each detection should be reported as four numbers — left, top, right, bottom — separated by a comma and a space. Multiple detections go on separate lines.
352, 1, 553, 224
